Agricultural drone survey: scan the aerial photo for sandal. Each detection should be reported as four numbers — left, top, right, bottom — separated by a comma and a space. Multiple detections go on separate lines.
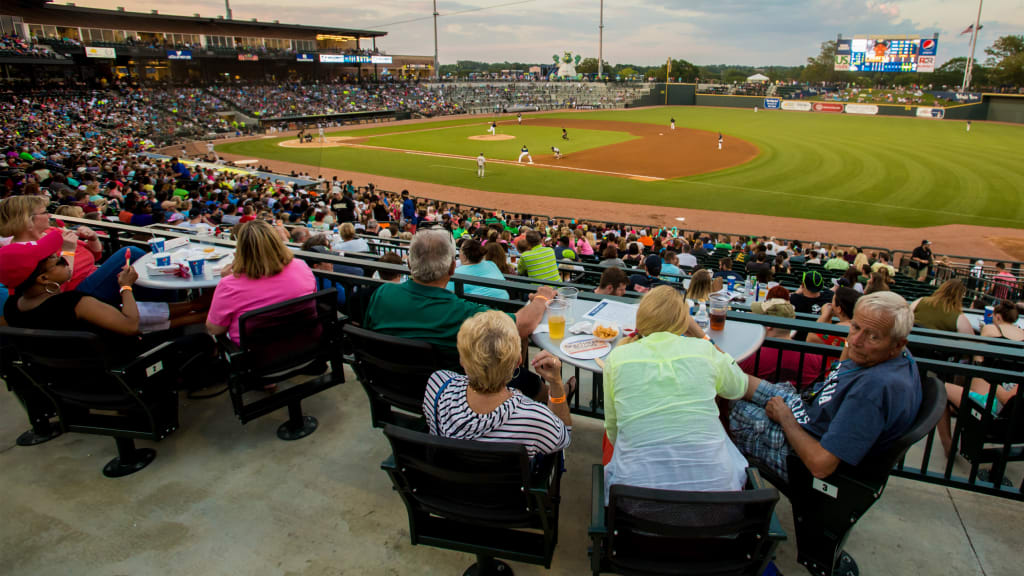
564, 376, 578, 399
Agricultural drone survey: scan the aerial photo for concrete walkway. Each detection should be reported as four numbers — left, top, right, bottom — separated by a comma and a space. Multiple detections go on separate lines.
1, 364, 1018, 575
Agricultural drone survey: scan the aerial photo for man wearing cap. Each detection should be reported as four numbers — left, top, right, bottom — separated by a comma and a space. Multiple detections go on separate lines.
730, 291, 922, 485
909, 240, 933, 282
742, 293, 823, 389
628, 255, 665, 292
790, 270, 833, 341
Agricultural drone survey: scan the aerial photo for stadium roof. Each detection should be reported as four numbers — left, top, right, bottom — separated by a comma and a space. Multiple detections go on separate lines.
6, 1, 387, 39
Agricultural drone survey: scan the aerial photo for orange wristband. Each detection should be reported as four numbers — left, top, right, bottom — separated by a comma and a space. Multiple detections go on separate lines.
548, 394, 566, 404
61, 251, 76, 258
534, 295, 549, 303
119, 286, 133, 294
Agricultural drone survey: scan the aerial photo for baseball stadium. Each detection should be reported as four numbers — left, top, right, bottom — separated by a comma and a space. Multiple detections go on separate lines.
1, 1, 1023, 576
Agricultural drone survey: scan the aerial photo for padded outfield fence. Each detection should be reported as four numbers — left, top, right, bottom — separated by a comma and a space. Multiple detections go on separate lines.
47, 216, 1024, 501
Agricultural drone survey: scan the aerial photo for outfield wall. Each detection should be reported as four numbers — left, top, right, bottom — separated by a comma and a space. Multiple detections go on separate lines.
986, 94, 1024, 123
694, 94, 762, 109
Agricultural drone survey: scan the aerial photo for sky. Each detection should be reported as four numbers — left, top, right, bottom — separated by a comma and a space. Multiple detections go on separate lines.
73, 0, 1023, 67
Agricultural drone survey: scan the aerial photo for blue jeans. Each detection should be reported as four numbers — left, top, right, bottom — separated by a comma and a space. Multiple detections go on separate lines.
75, 247, 147, 304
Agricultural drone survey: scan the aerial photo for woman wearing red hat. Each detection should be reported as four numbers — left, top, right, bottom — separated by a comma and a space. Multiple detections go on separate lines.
0, 195, 145, 303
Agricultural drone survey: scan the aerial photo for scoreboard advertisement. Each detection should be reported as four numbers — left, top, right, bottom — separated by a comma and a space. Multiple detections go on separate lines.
835, 35, 938, 73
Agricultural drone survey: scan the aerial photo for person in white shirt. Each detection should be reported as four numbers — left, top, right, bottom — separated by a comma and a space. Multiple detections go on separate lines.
677, 243, 698, 268
332, 222, 370, 252
477, 153, 486, 177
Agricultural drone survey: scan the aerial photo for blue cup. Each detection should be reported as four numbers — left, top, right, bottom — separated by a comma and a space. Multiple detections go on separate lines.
187, 257, 205, 277
984, 306, 994, 325
147, 237, 166, 253
155, 253, 171, 266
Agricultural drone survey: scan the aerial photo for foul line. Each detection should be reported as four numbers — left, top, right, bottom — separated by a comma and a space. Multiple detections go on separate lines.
337, 142, 665, 180
669, 178, 1023, 224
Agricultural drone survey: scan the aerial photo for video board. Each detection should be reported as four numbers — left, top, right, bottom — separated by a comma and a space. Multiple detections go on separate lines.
834, 35, 938, 73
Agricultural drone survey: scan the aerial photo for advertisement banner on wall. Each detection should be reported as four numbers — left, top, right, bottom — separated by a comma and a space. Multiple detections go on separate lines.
167, 50, 192, 60
370, 56, 393, 64
85, 46, 116, 59
844, 104, 879, 115
916, 107, 945, 119
781, 100, 812, 111
917, 56, 936, 73
237, 54, 259, 61
319, 54, 345, 63
296, 53, 315, 62
812, 102, 844, 113
763, 98, 782, 109
919, 38, 939, 56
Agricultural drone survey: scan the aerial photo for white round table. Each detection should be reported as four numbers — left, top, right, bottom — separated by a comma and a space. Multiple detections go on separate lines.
530, 299, 766, 374
133, 243, 235, 290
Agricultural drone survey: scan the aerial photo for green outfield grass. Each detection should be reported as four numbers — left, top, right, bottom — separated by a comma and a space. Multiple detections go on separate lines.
216, 107, 1024, 229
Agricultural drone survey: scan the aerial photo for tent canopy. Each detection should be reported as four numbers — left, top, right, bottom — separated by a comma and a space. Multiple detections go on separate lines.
747, 73, 769, 82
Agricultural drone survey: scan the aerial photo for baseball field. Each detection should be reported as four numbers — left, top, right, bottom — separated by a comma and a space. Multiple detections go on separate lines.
215, 106, 1024, 229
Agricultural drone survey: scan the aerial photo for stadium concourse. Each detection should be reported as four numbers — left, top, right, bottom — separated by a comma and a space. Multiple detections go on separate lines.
1, 84, 1023, 576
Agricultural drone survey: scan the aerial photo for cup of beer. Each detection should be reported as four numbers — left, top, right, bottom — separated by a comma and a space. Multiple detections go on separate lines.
709, 294, 729, 331
547, 299, 569, 340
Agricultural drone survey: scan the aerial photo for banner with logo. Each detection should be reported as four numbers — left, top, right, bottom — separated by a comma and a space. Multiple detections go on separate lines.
320, 54, 345, 63
167, 50, 192, 60
781, 100, 812, 111
237, 54, 259, 62
919, 38, 938, 56
928, 91, 982, 103
844, 104, 878, 115
296, 53, 315, 62
370, 56, 393, 64
763, 98, 782, 110
916, 107, 945, 119
812, 102, 844, 113
85, 46, 116, 59
917, 56, 935, 73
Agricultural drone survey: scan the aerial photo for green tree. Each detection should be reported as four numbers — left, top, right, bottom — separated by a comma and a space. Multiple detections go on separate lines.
650, 58, 700, 82
576, 57, 610, 74
984, 35, 1024, 87
617, 67, 638, 78
800, 40, 841, 83
933, 57, 988, 88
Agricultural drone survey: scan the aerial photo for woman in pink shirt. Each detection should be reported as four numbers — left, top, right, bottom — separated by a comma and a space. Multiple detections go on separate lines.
573, 228, 594, 256
207, 219, 316, 344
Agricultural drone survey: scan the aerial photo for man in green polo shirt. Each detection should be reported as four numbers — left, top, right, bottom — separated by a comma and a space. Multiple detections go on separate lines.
364, 229, 556, 397
516, 231, 561, 282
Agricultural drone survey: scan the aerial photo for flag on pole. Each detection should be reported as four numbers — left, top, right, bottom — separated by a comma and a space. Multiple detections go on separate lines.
961, 23, 984, 35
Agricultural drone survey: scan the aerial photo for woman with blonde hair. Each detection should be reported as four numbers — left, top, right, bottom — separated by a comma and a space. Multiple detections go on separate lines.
602, 286, 753, 499
686, 268, 713, 303
910, 278, 974, 334
207, 219, 316, 344
573, 227, 594, 256
54, 205, 85, 218
423, 311, 571, 457
331, 221, 369, 252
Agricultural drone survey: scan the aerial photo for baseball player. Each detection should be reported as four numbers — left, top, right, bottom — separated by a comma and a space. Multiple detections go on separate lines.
206, 140, 216, 161
561, 127, 569, 141
966, 120, 972, 133
476, 153, 486, 177
488, 121, 497, 136
318, 123, 325, 143
180, 145, 188, 158
551, 146, 561, 160
717, 132, 723, 150
670, 118, 675, 130
518, 144, 533, 164
517, 112, 523, 125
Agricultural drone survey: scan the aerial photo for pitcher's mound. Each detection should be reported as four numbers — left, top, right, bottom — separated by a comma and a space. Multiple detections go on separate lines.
469, 134, 515, 141
278, 136, 355, 148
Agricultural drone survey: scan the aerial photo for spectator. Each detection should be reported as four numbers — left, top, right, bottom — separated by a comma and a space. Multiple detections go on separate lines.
602, 285, 743, 499
629, 254, 664, 292
332, 222, 370, 253
864, 272, 891, 294
992, 262, 1018, 301
730, 292, 922, 481
553, 236, 576, 261
687, 269, 714, 303
484, 242, 512, 275
180, 207, 215, 235
871, 253, 896, 276
423, 311, 570, 457
746, 251, 771, 274
741, 287, 824, 390
573, 228, 594, 256
807, 286, 862, 359
206, 220, 316, 345
910, 279, 974, 335
595, 267, 629, 297
824, 251, 851, 271
789, 246, 806, 264
937, 301, 1023, 456
363, 229, 556, 399
450, 239, 509, 300
377, 252, 405, 283
909, 240, 933, 282
714, 258, 745, 283
516, 231, 560, 282
599, 245, 625, 268
622, 243, 643, 268
677, 242, 698, 268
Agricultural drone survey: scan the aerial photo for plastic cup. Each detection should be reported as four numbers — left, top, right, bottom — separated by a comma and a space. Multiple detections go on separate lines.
556, 287, 579, 323
155, 253, 171, 266
187, 257, 205, 277
547, 300, 568, 340
709, 294, 729, 331
984, 306, 994, 325
148, 237, 166, 253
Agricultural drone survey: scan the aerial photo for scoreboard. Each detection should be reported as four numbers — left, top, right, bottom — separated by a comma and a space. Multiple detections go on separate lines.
834, 35, 938, 73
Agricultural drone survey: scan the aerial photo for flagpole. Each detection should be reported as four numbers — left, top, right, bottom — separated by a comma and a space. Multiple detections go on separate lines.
962, 0, 983, 92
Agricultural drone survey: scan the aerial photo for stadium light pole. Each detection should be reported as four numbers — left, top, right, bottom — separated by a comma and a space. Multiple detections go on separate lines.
598, 0, 604, 81
224, 0, 232, 20
962, 0, 983, 91
433, 1, 440, 81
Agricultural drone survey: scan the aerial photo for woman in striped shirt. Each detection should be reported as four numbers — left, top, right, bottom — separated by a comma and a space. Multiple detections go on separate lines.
423, 310, 571, 457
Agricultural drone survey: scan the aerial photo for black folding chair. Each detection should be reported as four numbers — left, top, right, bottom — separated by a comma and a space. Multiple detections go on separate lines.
756, 374, 945, 576
0, 335, 61, 446
0, 327, 184, 477
381, 424, 563, 575
343, 324, 447, 430
589, 466, 784, 576
217, 289, 345, 440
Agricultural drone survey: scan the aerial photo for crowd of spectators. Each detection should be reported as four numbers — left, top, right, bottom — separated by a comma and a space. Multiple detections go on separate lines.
207, 82, 464, 118
0, 34, 60, 59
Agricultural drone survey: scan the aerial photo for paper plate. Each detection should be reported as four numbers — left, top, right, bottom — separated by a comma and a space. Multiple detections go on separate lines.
559, 335, 612, 360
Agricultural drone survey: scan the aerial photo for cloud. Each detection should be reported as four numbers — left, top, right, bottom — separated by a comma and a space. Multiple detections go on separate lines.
865, 1, 901, 18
